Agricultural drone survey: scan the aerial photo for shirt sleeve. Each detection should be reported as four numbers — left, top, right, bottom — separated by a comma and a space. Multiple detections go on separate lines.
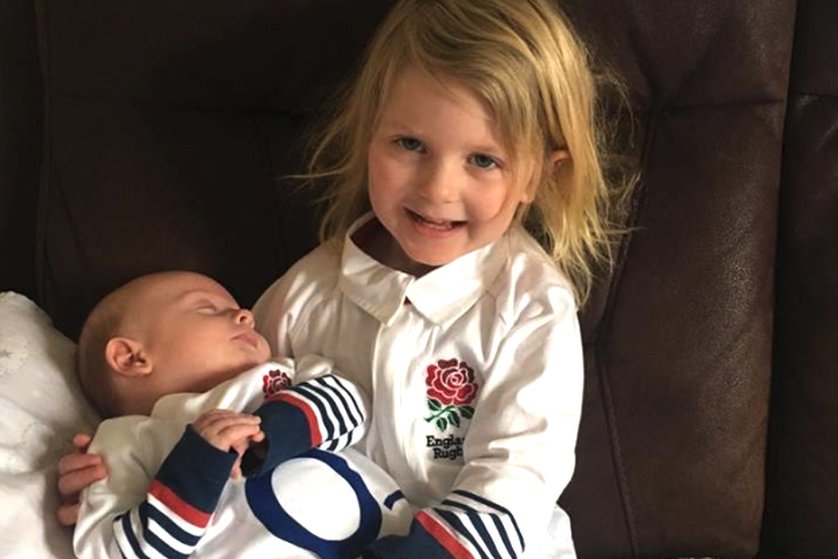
74, 420, 237, 559
365, 290, 584, 558
250, 252, 372, 473
245, 354, 370, 475
253, 273, 293, 355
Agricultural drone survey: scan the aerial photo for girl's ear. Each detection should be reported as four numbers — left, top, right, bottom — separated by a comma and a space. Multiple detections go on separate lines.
549, 148, 570, 170
522, 149, 571, 203
105, 337, 153, 377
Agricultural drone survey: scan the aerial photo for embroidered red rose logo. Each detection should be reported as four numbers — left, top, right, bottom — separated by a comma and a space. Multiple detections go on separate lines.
424, 358, 478, 432
262, 369, 291, 399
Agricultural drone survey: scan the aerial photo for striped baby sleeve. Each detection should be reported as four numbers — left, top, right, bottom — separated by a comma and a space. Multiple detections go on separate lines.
112, 426, 236, 558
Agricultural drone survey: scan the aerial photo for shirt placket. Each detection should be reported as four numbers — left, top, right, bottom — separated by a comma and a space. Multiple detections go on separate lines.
371, 304, 434, 500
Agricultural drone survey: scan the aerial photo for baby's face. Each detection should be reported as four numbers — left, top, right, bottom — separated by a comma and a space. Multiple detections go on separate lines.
130, 272, 271, 397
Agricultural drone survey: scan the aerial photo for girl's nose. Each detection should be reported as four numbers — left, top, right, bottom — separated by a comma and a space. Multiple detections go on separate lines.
234, 308, 255, 327
418, 160, 457, 203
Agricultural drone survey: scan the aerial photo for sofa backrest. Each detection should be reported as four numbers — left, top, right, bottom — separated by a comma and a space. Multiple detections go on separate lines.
558, 2, 793, 555
0, 0, 42, 298
761, 1, 838, 556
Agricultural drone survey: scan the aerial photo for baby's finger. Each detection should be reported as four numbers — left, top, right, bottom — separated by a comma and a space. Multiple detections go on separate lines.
230, 456, 243, 481
199, 413, 261, 434
55, 502, 81, 527
58, 451, 102, 476
57, 463, 107, 500
217, 422, 263, 444
71, 433, 94, 452
250, 430, 265, 443
194, 412, 262, 450
230, 432, 263, 457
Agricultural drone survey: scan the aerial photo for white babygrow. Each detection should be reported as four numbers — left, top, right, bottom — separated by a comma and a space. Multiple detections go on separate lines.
74, 359, 412, 559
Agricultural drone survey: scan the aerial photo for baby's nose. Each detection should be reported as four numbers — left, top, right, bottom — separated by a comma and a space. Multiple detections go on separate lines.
234, 308, 255, 327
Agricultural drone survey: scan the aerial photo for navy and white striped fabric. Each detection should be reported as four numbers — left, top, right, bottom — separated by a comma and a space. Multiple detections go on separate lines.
255, 373, 368, 470
114, 499, 203, 558
278, 374, 366, 450
366, 490, 525, 559
111, 428, 235, 559
434, 490, 525, 558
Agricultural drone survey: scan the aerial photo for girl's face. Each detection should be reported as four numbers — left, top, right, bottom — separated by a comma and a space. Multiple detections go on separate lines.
366, 68, 534, 274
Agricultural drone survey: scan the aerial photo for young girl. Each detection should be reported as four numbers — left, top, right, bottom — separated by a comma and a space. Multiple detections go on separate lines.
59, 0, 623, 556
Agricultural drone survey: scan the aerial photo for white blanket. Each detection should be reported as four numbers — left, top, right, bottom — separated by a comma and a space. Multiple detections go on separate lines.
0, 292, 99, 558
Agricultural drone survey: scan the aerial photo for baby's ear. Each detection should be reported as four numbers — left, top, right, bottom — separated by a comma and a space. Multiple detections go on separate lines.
105, 337, 153, 377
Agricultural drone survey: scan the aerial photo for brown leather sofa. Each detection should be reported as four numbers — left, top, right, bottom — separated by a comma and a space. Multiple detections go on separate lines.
2, 1, 836, 557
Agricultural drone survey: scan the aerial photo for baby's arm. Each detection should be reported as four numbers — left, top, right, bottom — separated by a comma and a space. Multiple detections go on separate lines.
243, 354, 370, 476
74, 411, 261, 559
56, 411, 262, 526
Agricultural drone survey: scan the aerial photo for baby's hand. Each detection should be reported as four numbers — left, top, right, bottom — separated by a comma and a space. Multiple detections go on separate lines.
56, 433, 108, 527
192, 410, 265, 479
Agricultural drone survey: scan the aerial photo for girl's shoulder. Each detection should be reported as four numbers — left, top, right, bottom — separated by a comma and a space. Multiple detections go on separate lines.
284, 239, 343, 285
491, 229, 578, 322
269, 241, 342, 295
253, 240, 343, 328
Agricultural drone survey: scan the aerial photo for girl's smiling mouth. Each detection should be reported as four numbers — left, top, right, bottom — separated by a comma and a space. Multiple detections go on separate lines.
406, 209, 465, 231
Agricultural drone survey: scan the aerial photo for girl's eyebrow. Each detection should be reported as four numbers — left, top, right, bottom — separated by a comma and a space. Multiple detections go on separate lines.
379, 119, 417, 132
470, 143, 505, 154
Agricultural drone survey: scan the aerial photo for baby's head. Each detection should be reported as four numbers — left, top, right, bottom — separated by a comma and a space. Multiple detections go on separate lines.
77, 271, 270, 418
314, 0, 614, 299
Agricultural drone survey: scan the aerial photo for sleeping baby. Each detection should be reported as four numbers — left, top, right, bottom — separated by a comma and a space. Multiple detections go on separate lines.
72, 270, 410, 558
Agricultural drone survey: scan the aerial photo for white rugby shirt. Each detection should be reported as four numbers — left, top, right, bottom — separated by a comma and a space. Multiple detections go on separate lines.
254, 214, 584, 558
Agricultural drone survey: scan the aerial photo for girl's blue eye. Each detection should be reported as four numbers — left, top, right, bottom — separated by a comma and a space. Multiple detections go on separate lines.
397, 137, 423, 152
470, 153, 498, 169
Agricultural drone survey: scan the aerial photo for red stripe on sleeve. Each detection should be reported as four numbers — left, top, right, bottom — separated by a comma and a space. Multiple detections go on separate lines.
269, 391, 323, 446
149, 479, 212, 528
416, 510, 473, 559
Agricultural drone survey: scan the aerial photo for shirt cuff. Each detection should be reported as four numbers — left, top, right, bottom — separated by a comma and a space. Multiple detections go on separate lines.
242, 400, 316, 476
154, 425, 238, 514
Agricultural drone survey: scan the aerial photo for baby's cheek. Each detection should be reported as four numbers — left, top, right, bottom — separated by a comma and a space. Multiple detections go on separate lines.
257, 340, 271, 362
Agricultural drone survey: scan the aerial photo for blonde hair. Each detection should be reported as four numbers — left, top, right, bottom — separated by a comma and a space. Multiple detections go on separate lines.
307, 0, 630, 305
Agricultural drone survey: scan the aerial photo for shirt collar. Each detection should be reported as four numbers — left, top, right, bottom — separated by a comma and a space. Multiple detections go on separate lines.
338, 214, 509, 327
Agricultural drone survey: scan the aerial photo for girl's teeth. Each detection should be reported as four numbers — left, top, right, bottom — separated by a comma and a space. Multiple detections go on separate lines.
418, 215, 452, 229
409, 209, 460, 230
